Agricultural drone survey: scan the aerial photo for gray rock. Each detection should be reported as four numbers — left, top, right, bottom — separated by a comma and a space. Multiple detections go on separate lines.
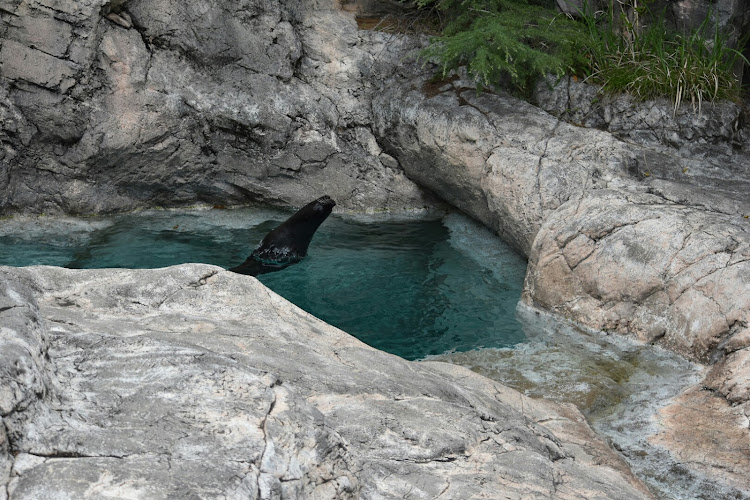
371, 75, 636, 256
0, 40, 77, 91
535, 76, 743, 151
522, 188, 750, 363
0, 271, 53, 500
0, 274, 51, 417
370, 53, 750, 491
0, 0, 435, 214
1, 423, 10, 500
520, 188, 750, 487
0, 264, 652, 498
2, 0, 750, 493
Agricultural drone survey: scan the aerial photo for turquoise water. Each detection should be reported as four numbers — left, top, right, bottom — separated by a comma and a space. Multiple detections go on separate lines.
259, 213, 528, 359
0, 207, 715, 497
0, 208, 528, 359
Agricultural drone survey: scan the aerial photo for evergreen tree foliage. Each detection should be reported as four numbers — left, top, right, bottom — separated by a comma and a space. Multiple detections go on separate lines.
417, 0, 591, 94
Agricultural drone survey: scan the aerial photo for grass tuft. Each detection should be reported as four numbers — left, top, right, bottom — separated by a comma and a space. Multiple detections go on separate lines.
582, 4, 749, 112
414, 0, 747, 109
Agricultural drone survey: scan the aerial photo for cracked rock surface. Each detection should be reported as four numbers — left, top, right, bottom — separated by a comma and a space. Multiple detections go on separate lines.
0, 0, 435, 214
535, 75, 744, 152
372, 77, 636, 256
522, 189, 750, 493
524, 189, 750, 363
0, 264, 651, 499
371, 53, 750, 494
3, 0, 750, 494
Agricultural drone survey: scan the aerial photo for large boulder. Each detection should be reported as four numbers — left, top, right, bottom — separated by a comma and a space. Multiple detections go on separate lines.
523, 189, 750, 364
371, 75, 637, 256
0, 264, 651, 499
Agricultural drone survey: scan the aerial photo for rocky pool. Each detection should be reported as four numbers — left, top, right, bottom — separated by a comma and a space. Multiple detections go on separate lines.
0, 207, 717, 498
0, 207, 527, 359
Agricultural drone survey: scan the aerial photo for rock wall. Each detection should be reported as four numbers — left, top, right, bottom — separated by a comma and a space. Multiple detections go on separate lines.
371, 75, 640, 257
535, 76, 744, 151
524, 189, 750, 362
0, 267, 54, 500
0, 264, 652, 499
0, 0, 434, 214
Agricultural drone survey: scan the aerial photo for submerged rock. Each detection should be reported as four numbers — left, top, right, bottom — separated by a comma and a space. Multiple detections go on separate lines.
0, 264, 651, 499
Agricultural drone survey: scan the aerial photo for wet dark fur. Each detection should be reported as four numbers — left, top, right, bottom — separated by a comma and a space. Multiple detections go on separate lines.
229, 195, 336, 276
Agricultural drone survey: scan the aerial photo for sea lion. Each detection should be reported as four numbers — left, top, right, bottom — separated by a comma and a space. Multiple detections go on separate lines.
229, 195, 336, 276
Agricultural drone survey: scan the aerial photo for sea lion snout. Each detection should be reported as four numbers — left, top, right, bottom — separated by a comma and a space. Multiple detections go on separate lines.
314, 195, 336, 213
316, 195, 336, 207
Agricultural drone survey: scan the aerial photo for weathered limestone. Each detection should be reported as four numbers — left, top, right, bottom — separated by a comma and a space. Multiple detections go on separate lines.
535, 75, 744, 151
520, 190, 750, 473
0, 0, 434, 214
3, 0, 750, 494
650, 385, 750, 495
0, 273, 52, 418
371, 76, 638, 256
523, 189, 750, 361
0, 266, 54, 500
0, 264, 652, 499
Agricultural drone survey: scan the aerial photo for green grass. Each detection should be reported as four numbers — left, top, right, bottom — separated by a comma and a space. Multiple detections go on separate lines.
415, 0, 747, 109
582, 5, 748, 112
416, 0, 590, 94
